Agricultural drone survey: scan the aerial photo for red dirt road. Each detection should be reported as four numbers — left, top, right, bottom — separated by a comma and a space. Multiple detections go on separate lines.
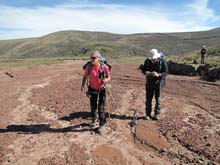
0, 61, 220, 165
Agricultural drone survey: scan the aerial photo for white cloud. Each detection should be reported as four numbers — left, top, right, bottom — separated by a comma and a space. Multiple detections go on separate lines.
0, 0, 219, 39
187, 0, 216, 21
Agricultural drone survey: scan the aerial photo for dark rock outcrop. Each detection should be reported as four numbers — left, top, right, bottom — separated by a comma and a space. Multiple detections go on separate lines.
141, 61, 220, 82
204, 67, 220, 81
167, 61, 196, 76
196, 64, 211, 76
195, 64, 220, 81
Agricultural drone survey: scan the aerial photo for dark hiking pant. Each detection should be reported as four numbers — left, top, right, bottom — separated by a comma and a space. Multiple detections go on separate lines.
89, 87, 106, 126
201, 54, 205, 64
145, 81, 163, 116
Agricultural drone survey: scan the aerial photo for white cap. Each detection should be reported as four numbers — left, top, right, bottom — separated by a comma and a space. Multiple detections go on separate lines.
150, 49, 161, 59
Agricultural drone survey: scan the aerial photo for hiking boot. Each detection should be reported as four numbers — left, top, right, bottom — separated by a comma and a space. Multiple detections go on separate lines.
90, 121, 96, 127
98, 125, 106, 134
90, 118, 97, 127
144, 115, 150, 120
154, 114, 160, 121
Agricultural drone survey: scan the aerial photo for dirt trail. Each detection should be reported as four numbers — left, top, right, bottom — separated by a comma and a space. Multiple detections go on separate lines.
0, 61, 220, 164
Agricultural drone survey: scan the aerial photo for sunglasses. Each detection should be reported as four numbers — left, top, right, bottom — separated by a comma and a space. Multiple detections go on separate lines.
91, 56, 98, 60
151, 59, 157, 62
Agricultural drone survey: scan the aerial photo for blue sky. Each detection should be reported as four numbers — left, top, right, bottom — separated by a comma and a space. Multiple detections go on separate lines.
0, 0, 219, 39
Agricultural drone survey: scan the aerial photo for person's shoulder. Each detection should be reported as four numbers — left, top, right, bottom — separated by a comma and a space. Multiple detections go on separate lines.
83, 61, 91, 70
87, 62, 92, 68
145, 58, 150, 61
144, 58, 150, 63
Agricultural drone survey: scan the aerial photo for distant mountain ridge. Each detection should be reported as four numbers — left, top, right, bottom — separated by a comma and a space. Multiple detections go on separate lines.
0, 28, 220, 58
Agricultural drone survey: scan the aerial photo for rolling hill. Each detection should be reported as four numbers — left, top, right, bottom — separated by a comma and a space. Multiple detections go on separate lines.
0, 28, 220, 59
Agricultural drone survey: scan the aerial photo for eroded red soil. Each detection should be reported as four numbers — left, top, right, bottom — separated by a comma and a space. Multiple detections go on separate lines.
0, 61, 219, 164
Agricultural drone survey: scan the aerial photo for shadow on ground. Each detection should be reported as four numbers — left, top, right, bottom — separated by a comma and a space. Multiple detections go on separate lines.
59, 111, 144, 121
0, 111, 145, 134
0, 123, 95, 134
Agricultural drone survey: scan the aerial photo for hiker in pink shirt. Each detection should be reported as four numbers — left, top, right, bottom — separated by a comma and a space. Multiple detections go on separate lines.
81, 51, 110, 134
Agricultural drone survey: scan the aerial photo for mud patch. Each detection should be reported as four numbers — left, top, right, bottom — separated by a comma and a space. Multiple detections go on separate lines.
38, 143, 90, 165
136, 120, 168, 151
0, 62, 219, 164
93, 145, 128, 165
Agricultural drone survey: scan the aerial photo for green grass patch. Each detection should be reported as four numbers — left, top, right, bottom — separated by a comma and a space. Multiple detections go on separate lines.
0, 55, 147, 69
1, 53, 218, 70
111, 56, 146, 63
0, 56, 89, 69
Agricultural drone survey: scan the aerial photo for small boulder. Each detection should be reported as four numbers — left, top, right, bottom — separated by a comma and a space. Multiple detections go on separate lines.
206, 67, 220, 81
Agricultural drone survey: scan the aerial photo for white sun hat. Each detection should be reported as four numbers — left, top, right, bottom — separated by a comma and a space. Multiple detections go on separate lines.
150, 49, 161, 59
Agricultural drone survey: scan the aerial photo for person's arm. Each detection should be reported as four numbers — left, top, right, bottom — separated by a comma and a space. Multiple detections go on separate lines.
142, 59, 152, 76
141, 60, 147, 75
81, 76, 87, 91
141, 59, 151, 76
81, 65, 89, 91
146, 71, 154, 76
103, 75, 110, 84
103, 65, 111, 84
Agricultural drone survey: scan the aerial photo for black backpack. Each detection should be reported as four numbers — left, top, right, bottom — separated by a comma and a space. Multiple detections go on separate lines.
82, 58, 112, 72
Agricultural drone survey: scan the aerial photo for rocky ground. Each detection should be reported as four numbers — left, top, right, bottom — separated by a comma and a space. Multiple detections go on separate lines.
0, 60, 219, 165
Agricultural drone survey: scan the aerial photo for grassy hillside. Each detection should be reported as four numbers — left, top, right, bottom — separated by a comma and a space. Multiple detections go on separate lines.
166, 44, 220, 66
0, 28, 220, 59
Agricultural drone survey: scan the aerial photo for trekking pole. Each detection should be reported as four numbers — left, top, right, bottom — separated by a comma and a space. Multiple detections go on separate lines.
130, 110, 137, 127
105, 84, 122, 115
108, 90, 122, 115
130, 110, 138, 143
105, 86, 111, 120
106, 88, 111, 120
